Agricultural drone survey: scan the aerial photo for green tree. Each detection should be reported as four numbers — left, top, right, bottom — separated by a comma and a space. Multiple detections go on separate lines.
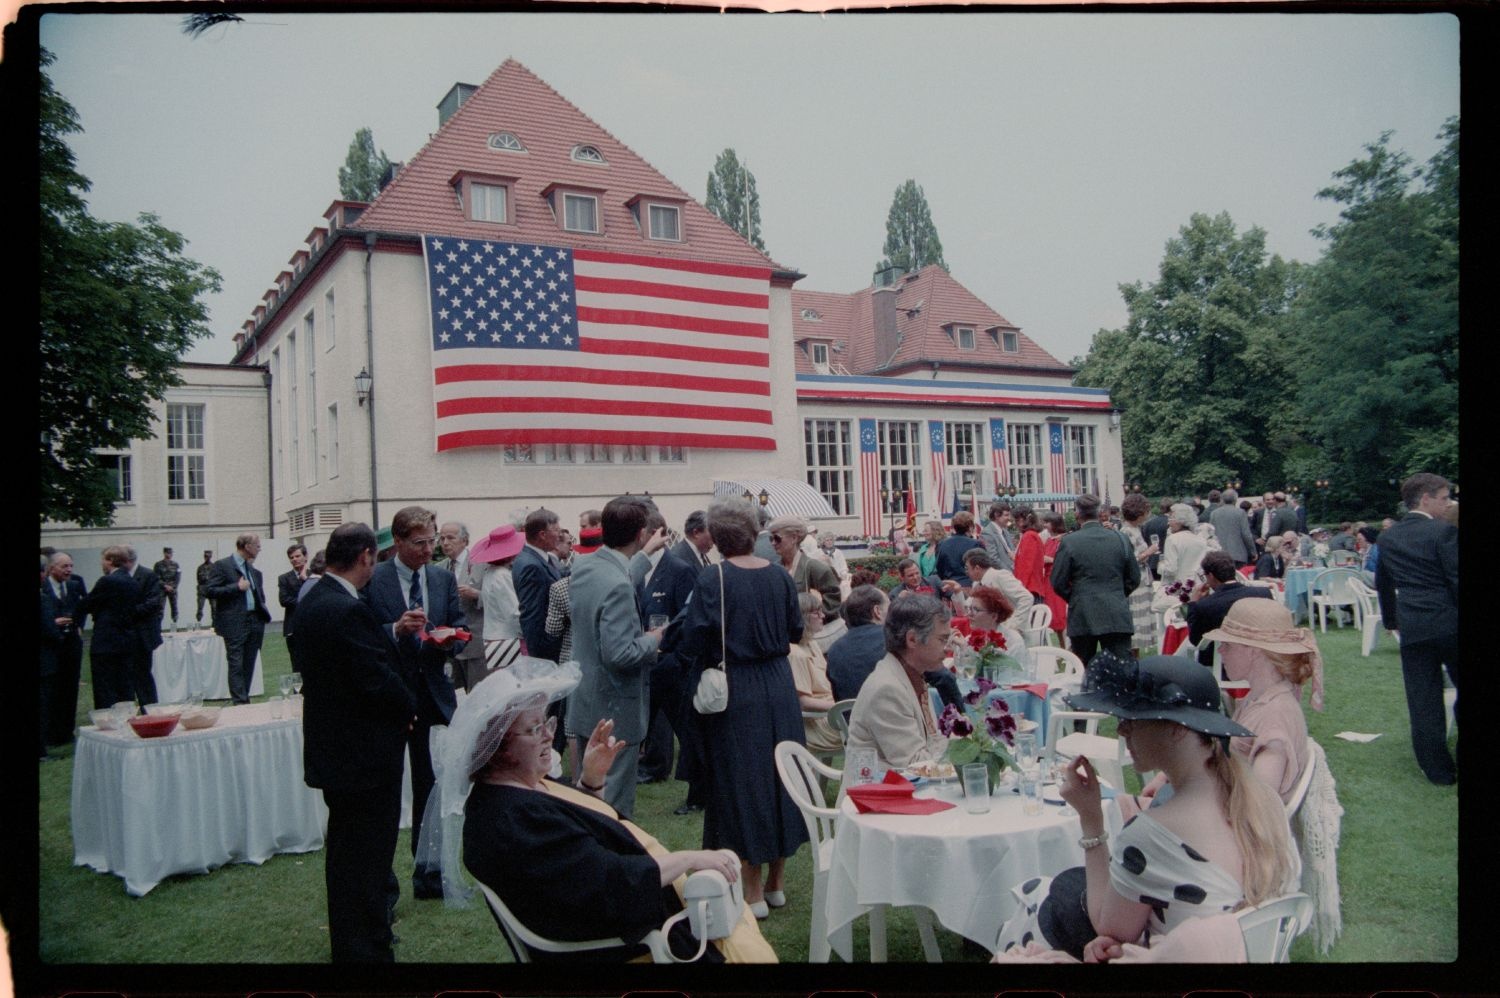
39, 50, 221, 527
338, 127, 392, 202
1073, 212, 1300, 495
704, 148, 765, 252
875, 179, 947, 276
1291, 120, 1459, 518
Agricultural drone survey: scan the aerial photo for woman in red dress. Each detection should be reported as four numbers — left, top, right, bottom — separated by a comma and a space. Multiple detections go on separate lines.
1012, 508, 1047, 600
1038, 511, 1069, 637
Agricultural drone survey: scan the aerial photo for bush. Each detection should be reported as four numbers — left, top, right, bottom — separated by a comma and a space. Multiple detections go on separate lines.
848, 554, 902, 576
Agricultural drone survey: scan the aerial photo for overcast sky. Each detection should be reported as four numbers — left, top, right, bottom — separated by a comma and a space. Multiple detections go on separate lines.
39, 10, 1459, 368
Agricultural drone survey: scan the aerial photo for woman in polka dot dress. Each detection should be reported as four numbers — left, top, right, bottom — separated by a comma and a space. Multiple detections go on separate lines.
995, 653, 1298, 961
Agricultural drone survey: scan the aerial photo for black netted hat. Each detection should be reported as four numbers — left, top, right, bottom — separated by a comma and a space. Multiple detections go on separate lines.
1065, 651, 1253, 739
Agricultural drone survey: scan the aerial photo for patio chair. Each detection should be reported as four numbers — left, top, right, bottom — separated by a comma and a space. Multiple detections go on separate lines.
825, 698, 857, 746
1283, 736, 1317, 821
1327, 549, 1359, 567
1347, 578, 1383, 656
1309, 568, 1362, 633
1022, 603, 1054, 647
1044, 709, 1132, 791
1029, 646, 1086, 717
1159, 603, 1189, 654
476, 879, 677, 963
1236, 892, 1313, 962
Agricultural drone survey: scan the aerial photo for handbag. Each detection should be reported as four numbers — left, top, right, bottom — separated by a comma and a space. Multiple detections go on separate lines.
692, 563, 729, 714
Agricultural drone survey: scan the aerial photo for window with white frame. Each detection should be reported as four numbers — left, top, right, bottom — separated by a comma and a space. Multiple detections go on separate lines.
545, 443, 576, 464
488, 131, 526, 153
657, 445, 685, 463
944, 421, 986, 497
621, 444, 650, 464
583, 444, 613, 464
804, 419, 854, 515
647, 204, 680, 241
571, 144, 607, 164
563, 193, 599, 233
502, 444, 534, 464
810, 342, 830, 371
1065, 424, 1100, 497
1002, 330, 1019, 353
165, 403, 206, 501
304, 312, 318, 487
954, 326, 976, 350
326, 403, 339, 478
470, 182, 508, 223
1006, 422, 1045, 494
324, 289, 336, 350
102, 453, 132, 502
877, 420, 924, 513
285, 333, 299, 492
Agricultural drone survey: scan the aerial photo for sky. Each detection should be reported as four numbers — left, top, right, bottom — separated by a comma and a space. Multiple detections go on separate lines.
37, 10, 1460, 368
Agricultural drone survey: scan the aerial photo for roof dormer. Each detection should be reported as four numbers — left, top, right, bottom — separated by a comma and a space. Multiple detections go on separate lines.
624, 193, 685, 242
943, 322, 977, 351
540, 182, 607, 236
450, 170, 521, 226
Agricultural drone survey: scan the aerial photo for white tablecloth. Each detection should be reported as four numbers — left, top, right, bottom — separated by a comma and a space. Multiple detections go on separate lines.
71, 702, 325, 896
151, 630, 263, 702
825, 790, 1123, 958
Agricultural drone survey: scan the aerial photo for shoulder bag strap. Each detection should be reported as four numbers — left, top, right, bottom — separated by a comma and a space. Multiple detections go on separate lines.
717, 562, 727, 675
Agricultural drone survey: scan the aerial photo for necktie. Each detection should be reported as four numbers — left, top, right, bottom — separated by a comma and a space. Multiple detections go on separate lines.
408, 569, 423, 611
241, 563, 256, 610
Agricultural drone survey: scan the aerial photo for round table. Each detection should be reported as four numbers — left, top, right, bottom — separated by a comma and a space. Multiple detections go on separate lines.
151, 629, 264, 702
824, 786, 1123, 959
1280, 567, 1326, 624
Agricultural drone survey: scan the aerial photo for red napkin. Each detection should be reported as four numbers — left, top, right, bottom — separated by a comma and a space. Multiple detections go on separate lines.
846, 770, 956, 815
1005, 683, 1049, 699
420, 627, 472, 646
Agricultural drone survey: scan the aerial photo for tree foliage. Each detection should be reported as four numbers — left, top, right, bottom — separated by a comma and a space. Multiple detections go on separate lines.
338, 127, 392, 202
1291, 119, 1459, 517
876, 179, 946, 276
1073, 212, 1300, 495
704, 148, 765, 252
39, 50, 221, 527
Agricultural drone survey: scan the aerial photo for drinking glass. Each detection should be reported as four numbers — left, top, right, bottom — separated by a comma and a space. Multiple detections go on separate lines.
290, 672, 304, 696
648, 614, 669, 631
1019, 765, 1043, 815
268, 695, 285, 720
849, 748, 878, 786
1014, 732, 1038, 769
279, 674, 295, 697
1050, 757, 1075, 816
961, 763, 991, 814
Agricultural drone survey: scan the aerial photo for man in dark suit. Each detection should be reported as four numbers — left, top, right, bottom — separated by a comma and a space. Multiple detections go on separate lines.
670, 509, 714, 569
1208, 490, 1258, 568
636, 511, 699, 786
41, 551, 88, 748
204, 534, 272, 704
126, 546, 164, 707
1375, 473, 1459, 785
823, 584, 960, 709
513, 508, 565, 662
934, 511, 982, 585
278, 542, 309, 666
1185, 551, 1274, 667
299, 523, 417, 962
1141, 499, 1171, 581
1253, 493, 1297, 554
366, 505, 467, 898
77, 546, 141, 710
1050, 493, 1141, 668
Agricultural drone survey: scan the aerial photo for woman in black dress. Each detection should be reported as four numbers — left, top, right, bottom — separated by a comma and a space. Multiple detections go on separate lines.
676, 499, 809, 919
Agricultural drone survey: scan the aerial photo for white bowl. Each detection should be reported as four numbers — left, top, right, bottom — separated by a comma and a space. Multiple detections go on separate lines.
143, 702, 184, 717
89, 708, 119, 731
179, 706, 222, 730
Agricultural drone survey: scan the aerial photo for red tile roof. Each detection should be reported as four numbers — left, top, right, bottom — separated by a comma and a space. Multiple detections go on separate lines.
352, 59, 786, 275
791, 265, 1070, 377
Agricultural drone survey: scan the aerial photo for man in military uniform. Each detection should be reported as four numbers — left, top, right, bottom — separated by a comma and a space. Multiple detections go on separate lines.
195, 549, 215, 626
153, 547, 181, 628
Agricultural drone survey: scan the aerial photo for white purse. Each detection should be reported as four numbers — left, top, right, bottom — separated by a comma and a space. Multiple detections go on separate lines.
692, 563, 729, 715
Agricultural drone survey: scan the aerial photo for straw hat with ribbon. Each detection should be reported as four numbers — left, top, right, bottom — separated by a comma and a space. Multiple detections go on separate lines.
1202, 598, 1325, 711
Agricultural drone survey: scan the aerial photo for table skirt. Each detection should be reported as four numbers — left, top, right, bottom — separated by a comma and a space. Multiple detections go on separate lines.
151, 630, 264, 702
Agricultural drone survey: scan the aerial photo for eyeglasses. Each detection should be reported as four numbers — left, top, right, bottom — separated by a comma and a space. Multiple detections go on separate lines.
770, 534, 784, 543
517, 716, 558, 740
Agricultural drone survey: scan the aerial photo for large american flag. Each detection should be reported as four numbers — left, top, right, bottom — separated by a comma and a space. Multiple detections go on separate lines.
859, 419, 881, 537
989, 418, 1010, 488
928, 421, 947, 518
423, 235, 774, 452
1048, 423, 1067, 503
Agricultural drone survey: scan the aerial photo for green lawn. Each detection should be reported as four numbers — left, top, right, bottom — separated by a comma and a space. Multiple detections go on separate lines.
36, 624, 1455, 963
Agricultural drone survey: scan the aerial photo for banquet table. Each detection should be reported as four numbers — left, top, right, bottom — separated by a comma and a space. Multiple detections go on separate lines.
824, 787, 1124, 960
930, 663, 1080, 748
71, 701, 325, 896
151, 629, 264, 702
1281, 567, 1326, 624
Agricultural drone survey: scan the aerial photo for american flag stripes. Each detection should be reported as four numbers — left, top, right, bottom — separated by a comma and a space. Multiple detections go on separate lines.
859, 419, 881, 537
989, 418, 1010, 487
1048, 423, 1068, 510
423, 235, 775, 452
928, 421, 947, 518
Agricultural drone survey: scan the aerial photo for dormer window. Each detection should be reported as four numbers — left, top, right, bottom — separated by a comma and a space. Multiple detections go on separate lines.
801, 308, 822, 321
571, 144, 607, 165
954, 326, 975, 350
488, 131, 526, 153
1002, 330, 1020, 353
810, 341, 831, 372
451, 171, 518, 226
647, 204, 680, 241
564, 193, 599, 233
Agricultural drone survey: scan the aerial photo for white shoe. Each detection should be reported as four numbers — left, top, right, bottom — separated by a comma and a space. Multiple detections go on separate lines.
764, 890, 786, 908
749, 900, 769, 920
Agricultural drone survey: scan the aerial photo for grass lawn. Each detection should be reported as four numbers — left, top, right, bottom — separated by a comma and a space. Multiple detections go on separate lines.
36, 623, 1456, 964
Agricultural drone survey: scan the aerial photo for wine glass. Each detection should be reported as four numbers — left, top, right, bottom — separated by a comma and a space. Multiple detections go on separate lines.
279, 674, 295, 698
1050, 755, 1075, 816
290, 672, 304, 696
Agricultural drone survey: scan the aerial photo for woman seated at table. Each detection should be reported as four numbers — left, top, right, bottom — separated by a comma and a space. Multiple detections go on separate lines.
788, 592, 844, 754
842, 594, 952, 785
1253, 532, 1298, 580
994, 652, 1298, 962
952, 584, 1025, 657
427, 659, 776, 962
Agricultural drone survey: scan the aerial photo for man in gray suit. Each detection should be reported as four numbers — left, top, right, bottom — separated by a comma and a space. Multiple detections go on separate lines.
1208, 489, 1258, 568
1049, 494, 1141, 668
203, 534, 272, 704
439, 521, 487, 692
565, 495, 665, 819
979, 502, 1017, 571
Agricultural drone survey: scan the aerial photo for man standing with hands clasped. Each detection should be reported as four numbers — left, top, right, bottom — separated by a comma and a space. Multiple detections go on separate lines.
299, 523, 417, 962
1050, 493, 1141, 669
1375, 473, 1459, 785
205, 534, 272, 705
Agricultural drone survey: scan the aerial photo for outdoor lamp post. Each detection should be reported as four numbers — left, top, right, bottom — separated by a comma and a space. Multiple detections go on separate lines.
1314, 478, 1332, 522
354, 367, 372, 405
757, 488, 770, 509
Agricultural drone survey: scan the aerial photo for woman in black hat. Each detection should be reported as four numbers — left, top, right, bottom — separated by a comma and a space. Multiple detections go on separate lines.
995, 653, 1297, 961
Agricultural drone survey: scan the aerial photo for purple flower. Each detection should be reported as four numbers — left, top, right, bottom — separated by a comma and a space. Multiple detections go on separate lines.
951, 713, 974, 738
976, 676, 998, 696
937, 702, 961, 737
986, 711, 1017, 742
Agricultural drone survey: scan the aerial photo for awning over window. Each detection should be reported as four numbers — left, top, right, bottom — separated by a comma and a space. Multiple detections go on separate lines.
711, 478, 839, 520
1006, 493, 1078, 504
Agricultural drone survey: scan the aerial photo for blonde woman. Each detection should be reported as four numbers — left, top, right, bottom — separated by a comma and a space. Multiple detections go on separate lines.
787, 592, 844, 754
916, 520, 945, 579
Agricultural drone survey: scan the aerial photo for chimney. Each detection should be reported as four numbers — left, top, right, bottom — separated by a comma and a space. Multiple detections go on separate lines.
378, 161, 403, 192
872, 284, 901, 368
437, 83, 479, 127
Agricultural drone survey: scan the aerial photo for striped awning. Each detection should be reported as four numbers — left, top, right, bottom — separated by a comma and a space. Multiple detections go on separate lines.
1005, 493, 1078, 504
712, 478, 839, 519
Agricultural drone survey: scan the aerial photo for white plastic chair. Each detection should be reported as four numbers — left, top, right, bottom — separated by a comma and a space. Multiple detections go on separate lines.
1030, 646, 1087, 720
1347, 578, 1382, 656
1235, 892, 1313, 962
1159, 603, 1189, 654
476, 879, 676, 963
1326, 549, 1359, 567
825, 698, 857, 746
1309, 568, 1362, 633
1044, 709, 1132, 791
1282, 736, 1317, 821
774, 740, 940, 963
1022, 603, 1053, 647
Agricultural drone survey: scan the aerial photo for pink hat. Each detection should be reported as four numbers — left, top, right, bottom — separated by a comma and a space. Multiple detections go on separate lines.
470, 523, 525, 564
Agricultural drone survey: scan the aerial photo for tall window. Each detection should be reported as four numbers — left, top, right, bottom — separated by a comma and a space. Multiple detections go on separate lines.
804, 419, 855, 516
1007, 422, 1045, 494
1001, 330, 1019, 353
877, 420, 923, 513
103, 453, 132, 502
944, 421, 986, 498
545, 443, 576, 464
563, 194, 599, 233
324, 289, 336, 350
1065, 425, 1100, 496
304, 313, 318, 486
326, 403, 339, 478
471, 182, 508, 223
621, 445, 650, 464
165, 403, 206, 501
584, 444, 613, 464
810, 342, 830, 371
285, 333, 299, 492
657, 445, 685, 463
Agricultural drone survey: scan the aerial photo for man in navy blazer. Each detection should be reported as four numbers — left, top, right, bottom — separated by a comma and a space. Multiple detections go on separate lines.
41, 552, 88, 748
299, 523, 417, 962
365, 506, 467, 898
203, 534, 273, 704
77, 546, 141, 710
636, 510, 699, 785
513, 509, 565, 661
1375, 473, 1459, 785
127, 546, 164, 707
1184, 551, 1274, 667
